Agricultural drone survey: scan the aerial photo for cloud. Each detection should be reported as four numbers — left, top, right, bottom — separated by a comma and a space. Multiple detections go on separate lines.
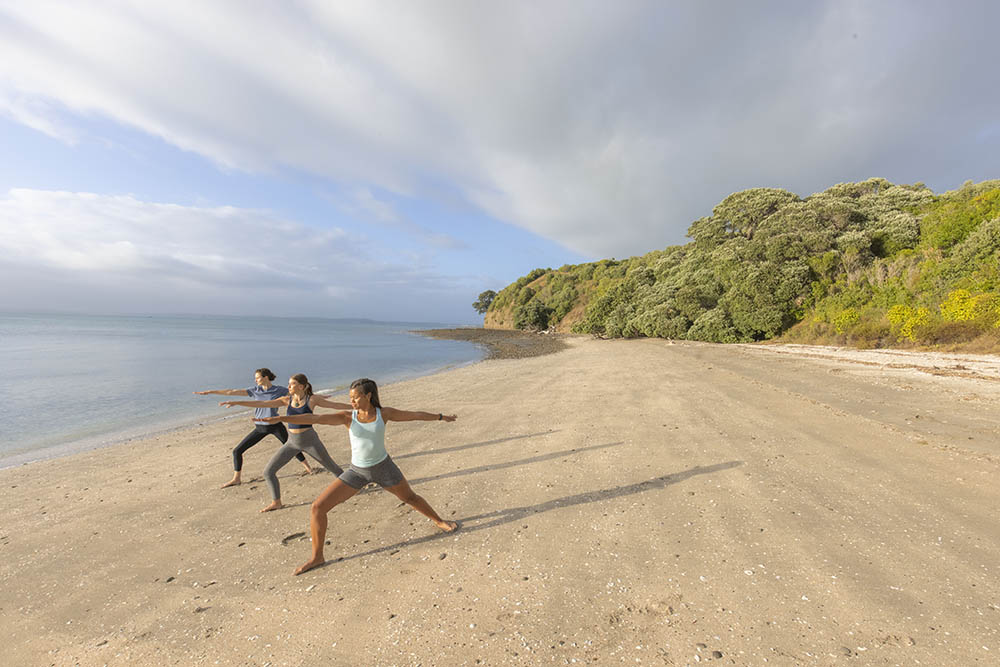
0, 93, 78, 142
0, 188, 475, 319
341, 188, 466, 250
0, 1, 996, 258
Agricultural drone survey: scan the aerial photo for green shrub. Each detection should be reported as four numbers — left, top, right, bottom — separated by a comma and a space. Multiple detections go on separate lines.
550, 285, 579, 321
513, 301, 553, 331
712, 188, 799, 239
919, 320, 983, 345
921, 187, 1000, 250
687, 308, 741, 343
870, 211, 920, 256
516, 286, 535, 305
494, 179, 1000, 351
846, 319, 891, 349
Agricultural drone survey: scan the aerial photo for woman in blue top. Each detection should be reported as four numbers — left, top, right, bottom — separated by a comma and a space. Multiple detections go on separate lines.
219, 373, 351, 513
194, 368, 313, 488
261, 377, 458, 575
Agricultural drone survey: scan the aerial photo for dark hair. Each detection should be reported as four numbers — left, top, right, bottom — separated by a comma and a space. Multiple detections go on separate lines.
291, 373, 313, 398
255, 368, 276, 381
350, 378, 381, 408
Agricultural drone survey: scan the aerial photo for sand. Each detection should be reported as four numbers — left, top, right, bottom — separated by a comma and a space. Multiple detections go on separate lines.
2, 336, 999, 666
415, 327, 569, 360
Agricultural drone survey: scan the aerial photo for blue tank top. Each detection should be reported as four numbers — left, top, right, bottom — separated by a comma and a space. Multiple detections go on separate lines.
285, 395, 313, 430
349, 408, 387, 467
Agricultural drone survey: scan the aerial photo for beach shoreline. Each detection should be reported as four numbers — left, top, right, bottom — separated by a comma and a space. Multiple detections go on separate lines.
9, 332, 994, 474
413, 326, 571, 359
2, 337, 998, 665
0, 328, 496, 471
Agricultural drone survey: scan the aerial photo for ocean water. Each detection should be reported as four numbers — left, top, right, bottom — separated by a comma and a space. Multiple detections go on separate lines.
0, 313, 483, 467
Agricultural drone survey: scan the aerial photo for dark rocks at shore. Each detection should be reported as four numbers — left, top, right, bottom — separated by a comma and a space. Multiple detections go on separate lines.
415, 328, 570, 360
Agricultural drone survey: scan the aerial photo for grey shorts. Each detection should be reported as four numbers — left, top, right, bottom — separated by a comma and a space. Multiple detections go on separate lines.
339, 455, 405, 489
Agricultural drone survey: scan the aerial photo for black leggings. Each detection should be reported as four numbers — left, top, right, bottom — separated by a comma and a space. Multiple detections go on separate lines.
232, 423, 305, 471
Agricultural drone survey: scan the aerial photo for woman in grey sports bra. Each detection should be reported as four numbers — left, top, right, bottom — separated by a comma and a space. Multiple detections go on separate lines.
220, 373, 351, 513
260, 377, 458, 575
195, 367, 313, 489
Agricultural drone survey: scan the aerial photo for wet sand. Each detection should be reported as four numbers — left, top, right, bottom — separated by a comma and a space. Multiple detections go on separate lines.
2, 336, 999, 665
416, 327, 569, 359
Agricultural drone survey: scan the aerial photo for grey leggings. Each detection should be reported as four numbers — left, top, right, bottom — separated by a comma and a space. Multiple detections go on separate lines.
264, 428, 344, 500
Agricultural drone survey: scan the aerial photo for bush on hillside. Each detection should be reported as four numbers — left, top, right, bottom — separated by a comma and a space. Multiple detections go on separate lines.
513, 300, 553, 331
484, 179, 1000, 352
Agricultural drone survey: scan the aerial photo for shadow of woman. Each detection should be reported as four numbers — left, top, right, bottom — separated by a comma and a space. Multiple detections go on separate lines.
322, 460, 744, 566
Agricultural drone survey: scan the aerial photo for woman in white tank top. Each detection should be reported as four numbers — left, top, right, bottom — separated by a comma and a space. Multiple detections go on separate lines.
260, 377, 459, 576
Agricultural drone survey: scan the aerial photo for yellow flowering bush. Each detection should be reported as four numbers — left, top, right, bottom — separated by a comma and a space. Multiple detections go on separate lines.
939, 289, 1000, 327
887, 304, 931, 341
901, 307, 931, 341
887, 304, 911, 327
833, 308, 860, 334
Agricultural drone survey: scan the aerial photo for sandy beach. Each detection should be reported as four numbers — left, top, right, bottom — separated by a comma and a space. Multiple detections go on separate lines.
2, 335, 999, 666
416, 328, 569, 360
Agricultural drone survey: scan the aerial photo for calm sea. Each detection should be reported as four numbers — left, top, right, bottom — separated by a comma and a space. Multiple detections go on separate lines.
0, 313, 483, 467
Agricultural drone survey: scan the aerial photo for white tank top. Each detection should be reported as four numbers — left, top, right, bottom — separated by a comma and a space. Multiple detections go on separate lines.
349, 408, 388, 467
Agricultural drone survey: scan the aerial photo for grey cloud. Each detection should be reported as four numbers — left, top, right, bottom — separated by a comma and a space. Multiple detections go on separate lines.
0, 189, 475, 320
0, 1, 996, 259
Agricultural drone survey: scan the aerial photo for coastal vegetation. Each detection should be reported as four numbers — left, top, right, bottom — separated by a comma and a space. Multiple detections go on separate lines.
472, 290, 497, 314
483, 178, 1000, 351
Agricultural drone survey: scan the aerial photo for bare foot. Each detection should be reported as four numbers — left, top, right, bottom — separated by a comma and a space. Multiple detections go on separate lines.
260, 500, 283, 513
436, 520, 459, 533
294, 557, 325, 576
220, 475, 241, 489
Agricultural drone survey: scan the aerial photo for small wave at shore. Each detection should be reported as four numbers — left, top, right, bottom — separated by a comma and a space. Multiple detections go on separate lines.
1, 315, 484, 468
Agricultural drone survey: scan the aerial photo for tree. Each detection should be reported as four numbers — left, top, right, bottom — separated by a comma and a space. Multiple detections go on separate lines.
513, 300, 553, 331
711, 188, 799, 240
472, 290, 497, 314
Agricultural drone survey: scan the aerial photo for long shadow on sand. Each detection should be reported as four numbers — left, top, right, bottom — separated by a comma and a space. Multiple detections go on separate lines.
344, 440, 623, 498
393, 430, 561, 461
311, 460, 743, 569
405, 440, 623, 487
268, 432, 563, 491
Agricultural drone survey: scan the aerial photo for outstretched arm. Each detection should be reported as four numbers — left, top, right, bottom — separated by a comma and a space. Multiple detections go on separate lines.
219, 397, 288, 408
193, 388, 246, 396
381, 407, 457, 423
310, 395, 352, 411
260, 412, 352, 427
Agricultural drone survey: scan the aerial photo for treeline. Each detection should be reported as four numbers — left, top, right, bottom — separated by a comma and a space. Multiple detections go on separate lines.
484, 178, 1000, 349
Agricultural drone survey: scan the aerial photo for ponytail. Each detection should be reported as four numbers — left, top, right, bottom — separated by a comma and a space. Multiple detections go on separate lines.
291, 373, 313, 398
350, 378, 381, 408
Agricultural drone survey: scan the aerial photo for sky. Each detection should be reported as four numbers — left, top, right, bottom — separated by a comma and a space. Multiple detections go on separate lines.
0, 1, 997, 324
